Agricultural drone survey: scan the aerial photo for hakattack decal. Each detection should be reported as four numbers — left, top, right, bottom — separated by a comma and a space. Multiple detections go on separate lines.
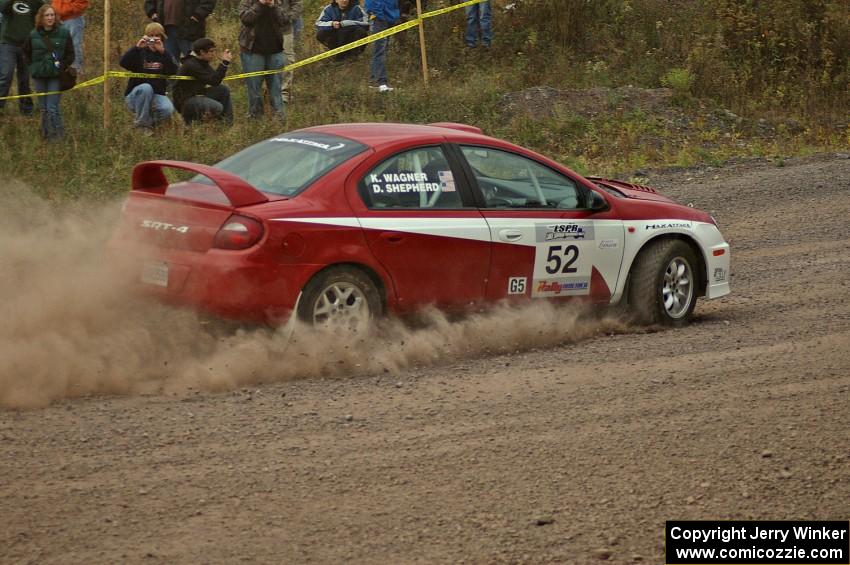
645, 222, 692, 230
271, 137, 346, 151
714, 267, 727, 282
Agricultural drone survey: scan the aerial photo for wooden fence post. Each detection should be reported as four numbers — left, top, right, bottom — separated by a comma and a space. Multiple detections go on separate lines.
415, 0, 429, 88
103, 0, 111, 129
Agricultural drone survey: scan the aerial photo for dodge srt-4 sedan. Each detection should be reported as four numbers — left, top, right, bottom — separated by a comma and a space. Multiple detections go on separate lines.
112, 122, 730, 328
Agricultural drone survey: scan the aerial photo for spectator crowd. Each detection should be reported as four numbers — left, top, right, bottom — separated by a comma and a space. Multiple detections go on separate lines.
0, 0, 494, 140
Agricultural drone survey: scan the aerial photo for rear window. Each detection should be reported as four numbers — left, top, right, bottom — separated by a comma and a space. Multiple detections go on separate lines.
194, 133, 367, 197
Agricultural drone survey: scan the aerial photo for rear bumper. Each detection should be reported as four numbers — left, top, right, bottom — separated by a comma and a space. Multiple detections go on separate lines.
118, 244, 316, 325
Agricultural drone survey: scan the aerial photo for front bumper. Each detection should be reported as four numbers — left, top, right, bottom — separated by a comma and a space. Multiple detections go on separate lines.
704, 241, 731, 299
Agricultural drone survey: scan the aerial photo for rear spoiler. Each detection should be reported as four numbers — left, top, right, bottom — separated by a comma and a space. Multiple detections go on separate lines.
132, 160, 269, 208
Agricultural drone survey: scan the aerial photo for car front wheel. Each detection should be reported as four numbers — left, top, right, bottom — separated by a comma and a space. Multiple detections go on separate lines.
297, 266, 382, 332
628, 239, 699, 326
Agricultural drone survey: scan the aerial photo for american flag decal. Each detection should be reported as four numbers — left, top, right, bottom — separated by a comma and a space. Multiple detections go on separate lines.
438, 170, 456, 192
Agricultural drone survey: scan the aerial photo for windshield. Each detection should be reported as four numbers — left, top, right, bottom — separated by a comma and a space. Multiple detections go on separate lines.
193, 133, 367, 197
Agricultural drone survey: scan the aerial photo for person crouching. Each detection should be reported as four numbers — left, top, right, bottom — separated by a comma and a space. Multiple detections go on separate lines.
315, 0, 368, 61
119, 23, 177, 134
173, 37, 233, 126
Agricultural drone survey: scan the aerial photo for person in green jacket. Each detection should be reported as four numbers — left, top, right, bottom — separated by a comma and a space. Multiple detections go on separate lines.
22, 5, 73, 140
0, 0, 44, 115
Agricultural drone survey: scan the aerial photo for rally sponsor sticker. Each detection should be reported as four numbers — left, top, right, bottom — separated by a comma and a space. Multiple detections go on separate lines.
532, 277, 590, 297
531, 221, 594, 298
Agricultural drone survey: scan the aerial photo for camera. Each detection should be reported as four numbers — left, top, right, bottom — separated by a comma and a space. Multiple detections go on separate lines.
143, 36, 157, 44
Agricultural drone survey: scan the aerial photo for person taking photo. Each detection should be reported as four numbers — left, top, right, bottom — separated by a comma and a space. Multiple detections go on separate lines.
119, 22, 178, 134
238, 0, 293, 121
172, 37, 233, 125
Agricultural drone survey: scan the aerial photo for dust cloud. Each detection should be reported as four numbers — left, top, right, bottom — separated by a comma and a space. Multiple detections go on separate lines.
0, 186, 627, 410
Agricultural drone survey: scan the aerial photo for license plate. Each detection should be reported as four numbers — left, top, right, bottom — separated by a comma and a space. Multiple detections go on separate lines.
141, 261, 169, 287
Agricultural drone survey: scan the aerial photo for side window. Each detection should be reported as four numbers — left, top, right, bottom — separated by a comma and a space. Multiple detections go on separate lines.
360, 147, 464, 209
460, 146, 582, 209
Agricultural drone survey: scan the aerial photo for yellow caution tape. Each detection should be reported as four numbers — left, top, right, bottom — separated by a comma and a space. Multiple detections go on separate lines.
246, 17, 422, 77
422, 0, 489, 20
0, 0, 489, 100
107, 70, 193, 80
0, 73, 107, 100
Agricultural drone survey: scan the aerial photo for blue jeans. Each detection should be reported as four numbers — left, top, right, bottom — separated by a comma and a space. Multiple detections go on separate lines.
181, 85, 233, 125
33, 77, 63, 140
0, 42, 33, 113
64, 16, 84, 71
240, 51, 285, 119
125, 83, 174, 127
164, 25, 192, 61
292, 16, 303, 44
369, 19, 392, 86
465, 1, 492, 47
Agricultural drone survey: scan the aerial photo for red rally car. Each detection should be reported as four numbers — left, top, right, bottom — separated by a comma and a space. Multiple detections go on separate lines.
112, 122, 731, 328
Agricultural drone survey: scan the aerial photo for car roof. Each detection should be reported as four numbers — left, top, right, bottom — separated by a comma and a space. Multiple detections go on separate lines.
296, 122, 495, 148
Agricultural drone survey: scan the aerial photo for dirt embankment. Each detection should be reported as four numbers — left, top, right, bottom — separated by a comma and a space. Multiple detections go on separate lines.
1, 155, 849, 564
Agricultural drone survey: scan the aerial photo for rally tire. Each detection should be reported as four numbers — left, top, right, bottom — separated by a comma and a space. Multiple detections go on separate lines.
297, 266, 383, 332
627, 239, 698, 326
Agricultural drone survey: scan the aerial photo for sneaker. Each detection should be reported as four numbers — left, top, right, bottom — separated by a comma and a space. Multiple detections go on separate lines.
377, 84, 394, 93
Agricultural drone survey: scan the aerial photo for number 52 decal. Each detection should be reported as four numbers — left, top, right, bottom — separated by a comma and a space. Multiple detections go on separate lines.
545, 244, 579, 274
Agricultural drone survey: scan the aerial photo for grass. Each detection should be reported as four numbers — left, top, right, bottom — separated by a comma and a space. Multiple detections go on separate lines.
1, 0, 847, 202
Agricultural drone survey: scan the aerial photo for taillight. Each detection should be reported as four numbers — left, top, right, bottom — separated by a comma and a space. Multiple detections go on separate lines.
212, 214, 264, 250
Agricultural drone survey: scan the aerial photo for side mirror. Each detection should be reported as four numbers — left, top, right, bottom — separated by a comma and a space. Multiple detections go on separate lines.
586, 190, 608, 212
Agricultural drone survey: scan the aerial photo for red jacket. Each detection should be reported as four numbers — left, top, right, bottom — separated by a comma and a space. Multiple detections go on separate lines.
53, 0, 89, 21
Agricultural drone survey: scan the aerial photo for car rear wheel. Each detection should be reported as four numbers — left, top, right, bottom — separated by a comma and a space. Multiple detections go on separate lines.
628, 239, 698, 326
297, 267, 382, 332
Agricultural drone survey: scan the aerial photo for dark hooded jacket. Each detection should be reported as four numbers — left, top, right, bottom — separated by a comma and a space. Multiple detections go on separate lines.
144, 0, 216, 42
172, 52, 229, 111
238, 0, 295, 54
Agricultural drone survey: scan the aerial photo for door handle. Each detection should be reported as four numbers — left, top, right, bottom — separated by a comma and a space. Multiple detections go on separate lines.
379, 232, 404, 243
498, 229, 523, 242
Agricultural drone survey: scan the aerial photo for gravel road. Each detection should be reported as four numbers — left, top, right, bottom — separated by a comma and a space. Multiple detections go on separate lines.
2, 155, 849, 564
